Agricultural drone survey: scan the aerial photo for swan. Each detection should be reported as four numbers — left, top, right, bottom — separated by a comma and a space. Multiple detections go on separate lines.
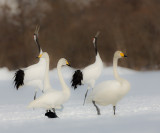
28, 54, 71, 118
71, 32, 103, 105
90, 51, 130, 115
14, 26, 47, 100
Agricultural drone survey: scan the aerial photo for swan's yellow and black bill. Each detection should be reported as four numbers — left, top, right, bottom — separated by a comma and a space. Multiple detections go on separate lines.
37, 54, 42, 58
66, 60, 71, 67
120, 53, 127, 58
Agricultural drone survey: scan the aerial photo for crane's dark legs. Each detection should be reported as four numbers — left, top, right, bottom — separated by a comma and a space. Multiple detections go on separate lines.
34, 90, 44, 100
34, 91, 37, 100
83, 90, 88, 105
92, 101, 101, 115
113, 106, 116, 115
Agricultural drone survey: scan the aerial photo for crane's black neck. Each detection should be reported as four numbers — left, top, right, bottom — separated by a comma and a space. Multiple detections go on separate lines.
93, 37, 98, 55
34, 35, 41, 54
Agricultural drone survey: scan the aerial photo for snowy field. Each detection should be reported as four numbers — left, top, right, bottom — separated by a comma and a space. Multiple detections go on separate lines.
0, 67, 160, 133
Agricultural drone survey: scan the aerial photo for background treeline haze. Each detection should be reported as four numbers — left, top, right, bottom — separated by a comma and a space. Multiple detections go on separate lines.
0, 0, 160, 70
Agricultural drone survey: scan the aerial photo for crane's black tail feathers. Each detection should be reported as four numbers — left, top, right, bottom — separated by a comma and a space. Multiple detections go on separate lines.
71, 70, 83, 89
14, 69, 24, 90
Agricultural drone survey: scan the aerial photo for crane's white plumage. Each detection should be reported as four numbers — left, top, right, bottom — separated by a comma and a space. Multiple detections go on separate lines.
71, 33, 103, 105
22, 58, 46, 88
23, 59, 45, 82
82, 53, 103, 88
14, 26, 48, 99
28, 55, 71, 118
90, 51, 130, 115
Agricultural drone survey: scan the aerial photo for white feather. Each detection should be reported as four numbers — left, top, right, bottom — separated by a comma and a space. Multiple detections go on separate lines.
28, 56, 71, 111
21, 58, 46, 92
82, 53, 103, 88
92, 80, 130, 106
28, 90, 69, 109
90, 51, 130, 114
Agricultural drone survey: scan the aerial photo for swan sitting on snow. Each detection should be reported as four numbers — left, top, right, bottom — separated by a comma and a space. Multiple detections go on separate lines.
28, 52, 71, 118
90, 51, 130, 115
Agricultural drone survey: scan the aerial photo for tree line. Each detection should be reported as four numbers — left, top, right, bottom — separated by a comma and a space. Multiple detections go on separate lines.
0, 0, 159, 70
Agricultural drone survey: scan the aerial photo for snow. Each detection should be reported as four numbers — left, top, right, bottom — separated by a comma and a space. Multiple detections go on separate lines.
0, 67, 160, 133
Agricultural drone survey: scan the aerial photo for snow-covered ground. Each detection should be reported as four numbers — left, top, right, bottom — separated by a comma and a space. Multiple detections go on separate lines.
0, 67, 160, 133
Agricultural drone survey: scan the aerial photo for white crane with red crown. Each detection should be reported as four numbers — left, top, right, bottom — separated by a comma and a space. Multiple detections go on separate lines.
13, 26, 50, 100
71, 32, 103, 105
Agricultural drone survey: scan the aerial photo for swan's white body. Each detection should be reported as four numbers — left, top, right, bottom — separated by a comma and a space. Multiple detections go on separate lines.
28, 54, 70, 110
91, 51, 130, 114
82, 53, 103, 88
92, 79, 130, 106
28, 89, 69, 109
